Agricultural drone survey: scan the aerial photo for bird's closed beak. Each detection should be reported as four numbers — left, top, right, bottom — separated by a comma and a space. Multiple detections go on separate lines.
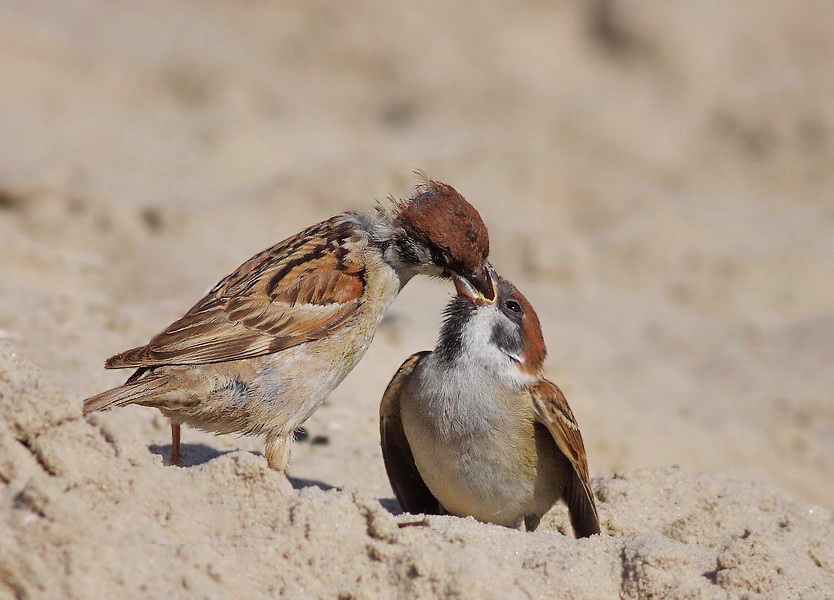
454, 264, 496, 304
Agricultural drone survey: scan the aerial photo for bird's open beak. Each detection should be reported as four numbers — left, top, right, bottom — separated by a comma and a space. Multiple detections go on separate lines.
454, 264, 496, 304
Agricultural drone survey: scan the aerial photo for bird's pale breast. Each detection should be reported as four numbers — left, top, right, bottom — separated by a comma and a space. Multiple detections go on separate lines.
402, 366, 566, 527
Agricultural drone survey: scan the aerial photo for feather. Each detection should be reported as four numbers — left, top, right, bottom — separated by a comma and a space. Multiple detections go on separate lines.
105, 216, 366, 369
379, 352, 441, 515
530, 380, 600, 537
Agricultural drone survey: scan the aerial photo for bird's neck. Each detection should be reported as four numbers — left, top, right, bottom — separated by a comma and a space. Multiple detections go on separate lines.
423, 349, 517, 402
344, 210, 414, 288
434, 310, 539, 392
415, 351, 523, 439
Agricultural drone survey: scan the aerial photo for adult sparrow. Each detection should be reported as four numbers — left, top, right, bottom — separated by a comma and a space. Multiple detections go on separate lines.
380, 268, 600, 536
84, 174, 492, 471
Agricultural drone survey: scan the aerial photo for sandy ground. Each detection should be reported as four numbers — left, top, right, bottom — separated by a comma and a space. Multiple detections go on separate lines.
1, 0, 833, 598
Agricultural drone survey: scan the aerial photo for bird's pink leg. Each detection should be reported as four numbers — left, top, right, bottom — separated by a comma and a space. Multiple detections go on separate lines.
169, 422, 184, 466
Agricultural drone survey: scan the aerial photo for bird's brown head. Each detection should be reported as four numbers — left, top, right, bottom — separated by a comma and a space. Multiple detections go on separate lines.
393, 174, 492, 300
439, 269, 547, 385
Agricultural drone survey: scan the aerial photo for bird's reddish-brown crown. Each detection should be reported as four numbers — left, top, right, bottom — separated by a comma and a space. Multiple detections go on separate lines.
394, 175, 489, 274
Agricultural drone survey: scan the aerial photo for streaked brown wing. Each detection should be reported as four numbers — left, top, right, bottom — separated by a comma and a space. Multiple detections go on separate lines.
530, 379, 601, 537
106, 216, 366, 368
379, 351, 441, 515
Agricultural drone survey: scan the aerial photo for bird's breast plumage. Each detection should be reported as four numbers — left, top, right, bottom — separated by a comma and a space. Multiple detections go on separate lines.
401, 357, 560, 526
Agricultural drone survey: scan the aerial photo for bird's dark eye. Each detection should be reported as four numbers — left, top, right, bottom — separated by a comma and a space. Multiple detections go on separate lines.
505, 300, 522, 313
429, 247, 445, 266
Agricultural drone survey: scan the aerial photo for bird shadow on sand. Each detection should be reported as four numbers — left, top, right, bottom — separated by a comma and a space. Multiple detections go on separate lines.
149, 442, 236, 469
147, 443, 400, 502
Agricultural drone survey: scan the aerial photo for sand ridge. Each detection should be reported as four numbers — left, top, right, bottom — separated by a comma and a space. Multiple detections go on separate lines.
1, 344, 832, 599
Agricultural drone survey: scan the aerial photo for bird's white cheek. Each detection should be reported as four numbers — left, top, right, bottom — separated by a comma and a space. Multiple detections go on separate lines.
459, 310, 535, 390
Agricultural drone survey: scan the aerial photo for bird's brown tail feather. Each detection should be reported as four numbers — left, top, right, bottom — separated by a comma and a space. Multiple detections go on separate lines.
566, 473, 601, 538
82, 376, 170, 414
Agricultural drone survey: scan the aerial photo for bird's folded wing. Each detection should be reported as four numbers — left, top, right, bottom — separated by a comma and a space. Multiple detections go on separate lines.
530, 379, 601, 537
106, 217, 366, 368
379, 351, 441, 515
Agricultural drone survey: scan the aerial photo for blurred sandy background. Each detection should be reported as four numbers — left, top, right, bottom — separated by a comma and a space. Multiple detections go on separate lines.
1, 1, 833, 598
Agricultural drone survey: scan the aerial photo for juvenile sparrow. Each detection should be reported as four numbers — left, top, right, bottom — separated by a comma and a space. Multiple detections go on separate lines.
380, 268, 600, 536
84, 174, 492, 471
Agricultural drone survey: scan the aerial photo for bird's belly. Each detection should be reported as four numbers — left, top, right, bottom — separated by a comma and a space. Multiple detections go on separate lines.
174, 323, 379, 437
405, 419, 557, 527
250, 329, 376, 434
